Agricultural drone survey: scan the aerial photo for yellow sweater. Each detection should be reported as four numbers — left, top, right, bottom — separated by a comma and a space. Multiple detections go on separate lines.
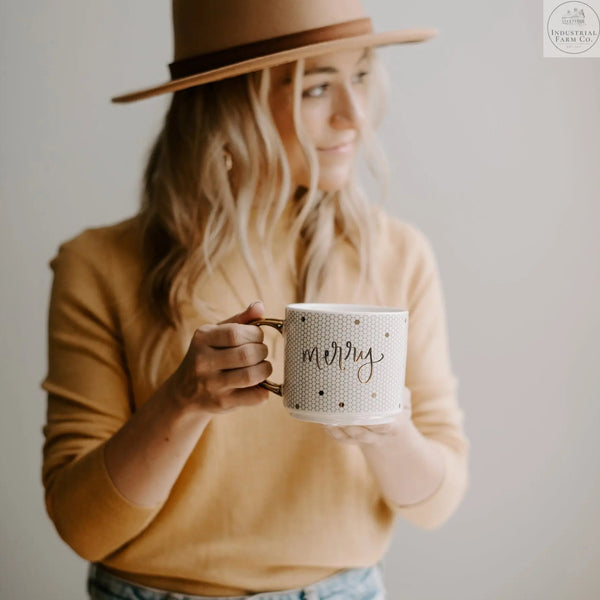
41, 206, 469, 596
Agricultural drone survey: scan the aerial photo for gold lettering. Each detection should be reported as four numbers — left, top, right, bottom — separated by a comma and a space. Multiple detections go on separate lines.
302, 347, 322, 370
301, 341, 384, 383
356, 348, 385, 384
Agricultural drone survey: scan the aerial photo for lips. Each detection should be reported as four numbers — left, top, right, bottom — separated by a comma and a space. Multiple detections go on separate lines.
317, 140, 355, 153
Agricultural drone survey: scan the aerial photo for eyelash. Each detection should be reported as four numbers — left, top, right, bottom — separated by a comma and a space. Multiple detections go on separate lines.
301, 70, 370, 99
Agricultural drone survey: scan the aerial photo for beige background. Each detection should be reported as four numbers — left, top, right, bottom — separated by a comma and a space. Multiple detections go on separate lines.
1, 1, 599, 598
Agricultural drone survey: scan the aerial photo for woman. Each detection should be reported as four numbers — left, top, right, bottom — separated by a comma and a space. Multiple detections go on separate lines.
42, 1, 470, 598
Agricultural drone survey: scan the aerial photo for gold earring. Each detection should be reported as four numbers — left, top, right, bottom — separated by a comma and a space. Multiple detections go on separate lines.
223, 150, 233, 172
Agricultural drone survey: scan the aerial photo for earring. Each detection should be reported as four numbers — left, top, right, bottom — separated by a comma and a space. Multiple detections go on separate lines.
223, 150, 233, 172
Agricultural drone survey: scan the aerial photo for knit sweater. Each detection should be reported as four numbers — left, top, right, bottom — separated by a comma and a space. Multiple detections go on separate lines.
41, 205, 469, 596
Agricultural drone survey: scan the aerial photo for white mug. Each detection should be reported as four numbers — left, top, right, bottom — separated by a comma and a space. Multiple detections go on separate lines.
253, 303, 409, 425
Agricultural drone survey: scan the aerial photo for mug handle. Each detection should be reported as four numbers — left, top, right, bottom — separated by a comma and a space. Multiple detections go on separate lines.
250, 318, 284, 396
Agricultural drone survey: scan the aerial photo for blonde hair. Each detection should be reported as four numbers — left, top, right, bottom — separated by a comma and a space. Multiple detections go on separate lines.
137, 49, 391, 386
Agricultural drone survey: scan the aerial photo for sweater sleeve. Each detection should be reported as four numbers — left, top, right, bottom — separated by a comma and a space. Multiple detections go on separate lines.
41, 238, 163, 561
386, 223, 470, 529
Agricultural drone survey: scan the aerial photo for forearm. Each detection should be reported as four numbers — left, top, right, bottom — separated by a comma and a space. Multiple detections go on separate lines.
104, 379, 213, 507
359, 413, 446, 507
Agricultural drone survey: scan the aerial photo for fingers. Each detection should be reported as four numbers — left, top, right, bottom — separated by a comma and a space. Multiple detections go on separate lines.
192, 301, 267, 349
172, 355, 272, 411
215, 361, 273, 392
195, 322, 264, 348
324, 421, 399, 445
324, 425, 375, 445
219, 300, 265, 325
173, 301, 273, 415
196, 343, 269, 374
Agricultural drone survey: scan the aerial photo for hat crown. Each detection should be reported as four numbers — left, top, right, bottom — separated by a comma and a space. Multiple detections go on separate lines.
173, 0, 367, 61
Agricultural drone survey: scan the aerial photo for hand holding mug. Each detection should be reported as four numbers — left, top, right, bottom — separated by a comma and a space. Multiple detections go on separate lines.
323, 387, 412, 445
167, 302, 273, 414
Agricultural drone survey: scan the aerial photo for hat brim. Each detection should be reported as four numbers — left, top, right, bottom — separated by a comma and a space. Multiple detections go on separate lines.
111, 28, 438, 103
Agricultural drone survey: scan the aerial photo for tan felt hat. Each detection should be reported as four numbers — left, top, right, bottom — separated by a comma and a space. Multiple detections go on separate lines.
111, 0, 438, 103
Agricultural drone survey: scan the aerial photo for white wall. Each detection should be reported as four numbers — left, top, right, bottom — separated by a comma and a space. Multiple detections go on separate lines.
1, 2, 599, 598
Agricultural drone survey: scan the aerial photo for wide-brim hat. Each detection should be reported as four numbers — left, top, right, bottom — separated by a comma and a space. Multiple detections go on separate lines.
112, 0, 438, 104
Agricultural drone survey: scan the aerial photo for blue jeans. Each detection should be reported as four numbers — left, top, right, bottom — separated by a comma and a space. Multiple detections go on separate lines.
87, 562, 387, 600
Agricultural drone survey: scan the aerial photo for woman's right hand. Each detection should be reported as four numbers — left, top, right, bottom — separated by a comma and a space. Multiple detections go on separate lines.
166, 301, 272, 414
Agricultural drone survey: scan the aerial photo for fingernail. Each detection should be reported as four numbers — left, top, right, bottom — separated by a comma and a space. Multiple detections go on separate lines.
249, 300, 263, 309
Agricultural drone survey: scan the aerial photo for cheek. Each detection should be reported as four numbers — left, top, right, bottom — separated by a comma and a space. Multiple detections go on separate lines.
299, 102, 329, 145
269, 96, 355, 190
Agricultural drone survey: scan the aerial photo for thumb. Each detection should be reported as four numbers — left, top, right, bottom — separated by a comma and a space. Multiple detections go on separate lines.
219, 301, 265, 325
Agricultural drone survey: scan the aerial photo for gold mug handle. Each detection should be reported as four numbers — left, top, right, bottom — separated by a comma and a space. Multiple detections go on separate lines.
250, 318, 284, 396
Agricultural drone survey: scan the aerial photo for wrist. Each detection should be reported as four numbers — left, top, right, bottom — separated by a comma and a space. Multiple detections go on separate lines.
158, 376, 213, 425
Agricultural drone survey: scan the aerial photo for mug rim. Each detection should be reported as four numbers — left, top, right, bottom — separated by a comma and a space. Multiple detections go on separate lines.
286, 303, 407, 314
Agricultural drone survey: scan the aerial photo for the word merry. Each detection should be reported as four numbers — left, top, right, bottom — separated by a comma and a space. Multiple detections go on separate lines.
301, 341, 384, 383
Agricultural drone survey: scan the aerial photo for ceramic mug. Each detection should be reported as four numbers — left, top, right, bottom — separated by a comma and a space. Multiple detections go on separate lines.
253, 303, 409, 425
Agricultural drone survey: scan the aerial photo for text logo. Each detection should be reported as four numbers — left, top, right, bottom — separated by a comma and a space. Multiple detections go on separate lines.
544, 1, 600, 56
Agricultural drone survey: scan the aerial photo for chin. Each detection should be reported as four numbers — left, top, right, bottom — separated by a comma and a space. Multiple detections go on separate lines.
292, 164, 353, 194
316, 167, 353, 192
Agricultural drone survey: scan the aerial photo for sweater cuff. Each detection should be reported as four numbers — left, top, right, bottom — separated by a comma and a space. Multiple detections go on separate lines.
389, 441, 468, 530
50, 443, 163, 561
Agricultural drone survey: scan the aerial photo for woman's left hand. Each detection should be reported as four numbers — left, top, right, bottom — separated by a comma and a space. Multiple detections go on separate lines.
323, 387, 412, 446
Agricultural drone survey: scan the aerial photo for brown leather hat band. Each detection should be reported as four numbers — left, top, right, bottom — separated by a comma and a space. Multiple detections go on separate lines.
169, 17, 373, 80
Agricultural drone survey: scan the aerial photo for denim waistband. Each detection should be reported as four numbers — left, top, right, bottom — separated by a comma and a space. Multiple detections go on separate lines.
87, 561, 386, 600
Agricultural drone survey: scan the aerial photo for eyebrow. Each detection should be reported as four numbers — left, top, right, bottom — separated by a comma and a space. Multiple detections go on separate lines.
279, 49, 369, 85
303, 49, 370, 76
304, 48, 369, 76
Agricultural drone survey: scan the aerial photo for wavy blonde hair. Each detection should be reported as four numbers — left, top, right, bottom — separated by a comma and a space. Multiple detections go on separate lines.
137, 49, 391, 386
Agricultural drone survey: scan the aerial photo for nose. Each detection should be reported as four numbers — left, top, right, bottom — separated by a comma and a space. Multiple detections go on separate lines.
331, 85, 365, 130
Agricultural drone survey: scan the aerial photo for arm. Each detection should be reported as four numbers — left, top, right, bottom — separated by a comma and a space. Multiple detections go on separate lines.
326, 389, 446, 509
326, 225, 470, 529
357, 413, 446, 507
42, 241, 270, 559
103, 302, 270, 507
